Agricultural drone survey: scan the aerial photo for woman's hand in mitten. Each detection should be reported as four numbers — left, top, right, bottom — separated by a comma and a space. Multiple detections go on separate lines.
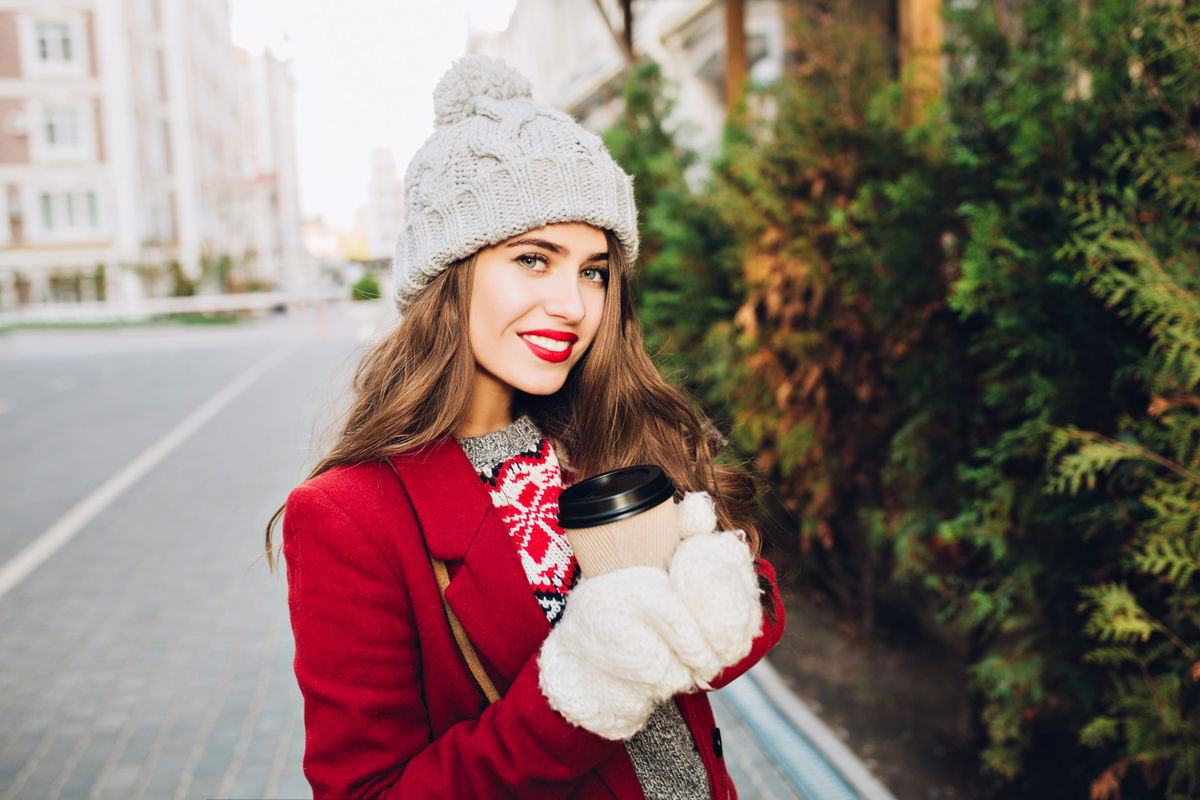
668, 491, 764, 686
538, 492, 764, 739
538, 565, 711, 741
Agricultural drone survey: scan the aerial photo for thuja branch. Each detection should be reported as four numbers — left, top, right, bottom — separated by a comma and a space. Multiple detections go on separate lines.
1068, 429, 1200, 487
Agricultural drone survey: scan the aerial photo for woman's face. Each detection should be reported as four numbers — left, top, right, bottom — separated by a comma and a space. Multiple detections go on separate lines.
467, 222, 609, 413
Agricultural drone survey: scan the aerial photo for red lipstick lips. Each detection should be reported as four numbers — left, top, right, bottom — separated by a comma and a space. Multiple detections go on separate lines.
517, 329, 579, 342
517, 329, 577, 363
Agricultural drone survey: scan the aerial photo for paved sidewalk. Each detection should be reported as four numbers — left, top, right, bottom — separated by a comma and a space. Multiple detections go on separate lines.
0, 320, 332, 800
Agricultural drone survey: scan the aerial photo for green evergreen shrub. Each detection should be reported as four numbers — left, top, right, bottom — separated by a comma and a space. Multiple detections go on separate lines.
911, 2, 1198, 791
707, 0, 966, 637
351, 271, 381, 301
92, 263, 106, 302
602, 60, 739, 410
1043, 6, 1200, 796
169, 260, 196, 297
699, 0, 1195, 794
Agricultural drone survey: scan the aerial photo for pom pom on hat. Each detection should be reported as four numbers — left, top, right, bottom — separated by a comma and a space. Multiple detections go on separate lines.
434, 55, 533, 127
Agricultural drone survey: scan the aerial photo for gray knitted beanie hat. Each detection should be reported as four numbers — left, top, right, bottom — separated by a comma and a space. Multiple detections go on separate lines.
392, 55, 640, 312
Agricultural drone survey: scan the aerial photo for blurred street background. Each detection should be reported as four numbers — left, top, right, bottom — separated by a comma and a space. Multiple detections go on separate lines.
1, 0, 1197, 799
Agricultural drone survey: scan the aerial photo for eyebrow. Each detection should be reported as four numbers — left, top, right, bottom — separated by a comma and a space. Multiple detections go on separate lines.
506, 238, 609, 261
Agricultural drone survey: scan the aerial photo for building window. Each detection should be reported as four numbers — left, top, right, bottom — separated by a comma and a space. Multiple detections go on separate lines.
44, 107, 80, 148
36, 190, 101, 239
20, 15, 90, 78
36, 21, 73, 63
32, 102, 94, 161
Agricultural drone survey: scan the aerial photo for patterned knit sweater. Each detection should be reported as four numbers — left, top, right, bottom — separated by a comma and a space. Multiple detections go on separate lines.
456, 415, 710, 800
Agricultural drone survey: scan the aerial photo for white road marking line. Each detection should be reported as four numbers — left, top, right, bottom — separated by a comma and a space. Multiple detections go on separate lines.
0, 343, 298, 601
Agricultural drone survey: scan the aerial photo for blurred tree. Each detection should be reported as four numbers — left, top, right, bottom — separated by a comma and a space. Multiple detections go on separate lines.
707, 0, 1195, 793
351, 271, 381, 302
601, 3, 1196, 793
602, 60, 740, 413
92, 263, 106, 302
169, 259, 195, 297
591, 0, 634, 64
725, 0, 747, 116
897, 0, 943, 123
708, 0, 963, 638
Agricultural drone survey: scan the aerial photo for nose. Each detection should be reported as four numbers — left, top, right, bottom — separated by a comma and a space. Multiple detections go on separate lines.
542, 271, 586, 323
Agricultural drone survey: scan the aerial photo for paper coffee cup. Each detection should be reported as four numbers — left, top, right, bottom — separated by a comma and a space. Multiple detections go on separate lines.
558, 465, 679, 578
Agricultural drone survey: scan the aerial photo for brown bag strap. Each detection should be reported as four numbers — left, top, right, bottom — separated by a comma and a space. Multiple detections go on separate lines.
428, 555, 502, 705
388, 452, 501, 705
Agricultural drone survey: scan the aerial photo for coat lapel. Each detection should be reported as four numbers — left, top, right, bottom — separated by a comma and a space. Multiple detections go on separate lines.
390, 438, 551, 689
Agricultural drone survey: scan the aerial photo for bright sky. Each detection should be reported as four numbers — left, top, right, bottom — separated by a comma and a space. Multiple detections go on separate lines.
229, 0, 517, 230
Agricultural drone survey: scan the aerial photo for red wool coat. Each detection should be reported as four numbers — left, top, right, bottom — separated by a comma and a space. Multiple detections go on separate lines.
283, 436, 786, 799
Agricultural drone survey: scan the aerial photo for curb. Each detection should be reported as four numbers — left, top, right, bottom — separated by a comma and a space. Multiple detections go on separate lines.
721, 658, 899, 800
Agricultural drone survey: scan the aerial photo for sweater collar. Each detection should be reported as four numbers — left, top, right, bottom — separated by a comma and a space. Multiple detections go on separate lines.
454, 414, 543, 473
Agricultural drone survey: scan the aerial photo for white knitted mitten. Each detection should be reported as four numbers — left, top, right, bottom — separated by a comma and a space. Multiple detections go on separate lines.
669, 492, 764, 682
538, 565, 716, 740
538, 492, 764, 739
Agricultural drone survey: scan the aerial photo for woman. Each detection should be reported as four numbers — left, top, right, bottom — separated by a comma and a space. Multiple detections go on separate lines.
266, 55, 786, 799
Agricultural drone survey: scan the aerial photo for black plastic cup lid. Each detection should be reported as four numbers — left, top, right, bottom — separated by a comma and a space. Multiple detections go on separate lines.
558, 464, 676, 529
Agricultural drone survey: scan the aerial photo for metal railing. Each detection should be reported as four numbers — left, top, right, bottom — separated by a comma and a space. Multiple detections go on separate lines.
0, 290, 343, 327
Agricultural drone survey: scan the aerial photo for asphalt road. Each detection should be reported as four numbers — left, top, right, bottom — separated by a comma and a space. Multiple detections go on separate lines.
0, 304, 805, 800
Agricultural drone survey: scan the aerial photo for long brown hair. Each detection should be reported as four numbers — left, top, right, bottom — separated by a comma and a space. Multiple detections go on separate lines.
264, 230, 761, 571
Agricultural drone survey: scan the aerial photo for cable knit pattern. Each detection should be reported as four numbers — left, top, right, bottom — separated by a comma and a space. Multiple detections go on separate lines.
393, 55, 639, 313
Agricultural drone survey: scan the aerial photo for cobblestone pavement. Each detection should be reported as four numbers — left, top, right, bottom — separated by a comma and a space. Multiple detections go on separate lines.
0, 304, 814, 800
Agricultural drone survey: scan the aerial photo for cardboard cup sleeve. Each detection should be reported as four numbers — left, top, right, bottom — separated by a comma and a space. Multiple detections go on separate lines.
563, 497, 679, 578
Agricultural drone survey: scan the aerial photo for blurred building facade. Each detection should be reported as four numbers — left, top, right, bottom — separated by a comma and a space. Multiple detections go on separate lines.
468, 0, 786, 160
363, 148, 402, 262
0, 0, 307, 310
229, 46, 306, 291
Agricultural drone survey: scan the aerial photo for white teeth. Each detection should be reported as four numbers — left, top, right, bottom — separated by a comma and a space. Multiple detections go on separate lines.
521, 334, 571, 352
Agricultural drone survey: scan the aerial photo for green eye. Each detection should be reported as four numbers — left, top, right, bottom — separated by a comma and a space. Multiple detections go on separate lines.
516, 254, 547, 269
581, 267, 609, 283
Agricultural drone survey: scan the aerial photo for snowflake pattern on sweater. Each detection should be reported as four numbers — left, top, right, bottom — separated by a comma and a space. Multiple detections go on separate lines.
458, 418, 580, 626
